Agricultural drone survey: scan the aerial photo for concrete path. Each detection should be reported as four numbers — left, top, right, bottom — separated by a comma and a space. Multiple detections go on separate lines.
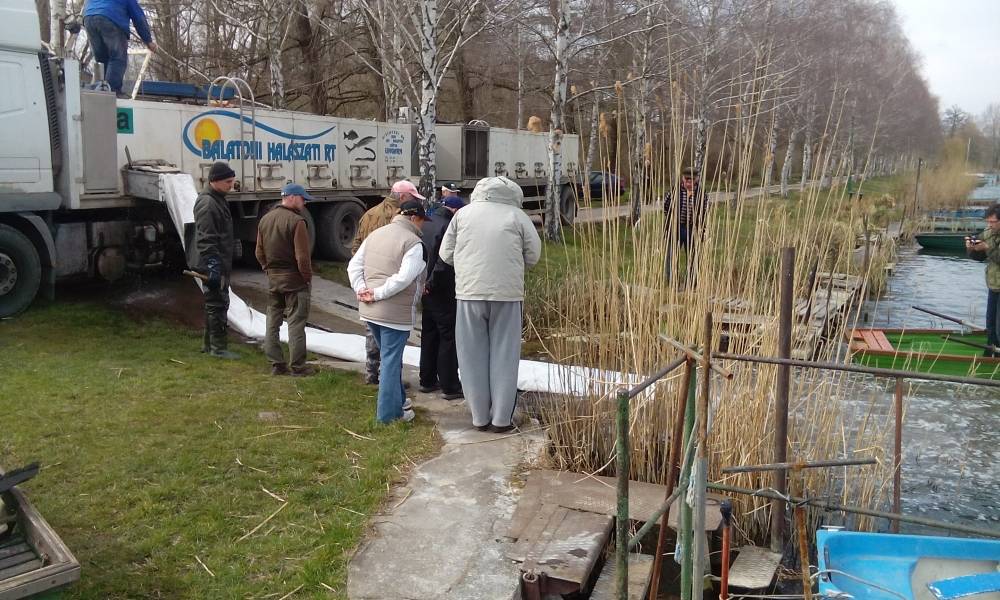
227, 273, 542, 599
343, 361, 544, 600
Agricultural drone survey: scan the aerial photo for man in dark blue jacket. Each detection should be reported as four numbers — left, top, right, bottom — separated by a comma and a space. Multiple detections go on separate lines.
83, 0, 157, 94
418, 196, 465, 399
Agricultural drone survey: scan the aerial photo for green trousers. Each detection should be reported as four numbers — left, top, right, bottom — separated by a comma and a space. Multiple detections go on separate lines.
264, 286, 311, 369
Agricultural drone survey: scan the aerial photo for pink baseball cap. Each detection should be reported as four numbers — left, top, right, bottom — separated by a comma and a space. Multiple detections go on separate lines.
391, 180, 426, 200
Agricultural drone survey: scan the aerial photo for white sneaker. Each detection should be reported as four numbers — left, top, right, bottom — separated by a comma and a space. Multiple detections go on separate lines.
402, 398, 413, 411
400, 409, 416, 422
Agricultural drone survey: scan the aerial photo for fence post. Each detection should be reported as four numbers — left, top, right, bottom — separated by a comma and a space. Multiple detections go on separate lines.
615, 388, 630, 599
680, 360, 697, 600
772, 246, 795, 551
892, 377, 904, 533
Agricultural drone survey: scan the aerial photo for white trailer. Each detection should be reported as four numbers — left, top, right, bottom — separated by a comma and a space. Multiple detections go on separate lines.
0, 0, 581, 318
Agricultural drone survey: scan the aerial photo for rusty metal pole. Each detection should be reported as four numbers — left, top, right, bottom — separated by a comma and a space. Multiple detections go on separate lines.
615, 388, 630, 599
648, 359, 693, 600
772, 246, 795, 552
892, 377, 904, 533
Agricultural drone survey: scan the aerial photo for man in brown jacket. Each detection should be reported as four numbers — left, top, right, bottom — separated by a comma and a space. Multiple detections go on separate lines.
255, 183, 316, 376
352, 180, 426, 384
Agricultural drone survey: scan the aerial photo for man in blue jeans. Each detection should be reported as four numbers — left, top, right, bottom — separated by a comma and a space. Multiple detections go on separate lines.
348, 200, 428, 424
83, 0, 157, 94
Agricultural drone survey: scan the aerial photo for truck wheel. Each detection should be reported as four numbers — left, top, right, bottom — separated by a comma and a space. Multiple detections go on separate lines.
559, 185, 578, 226
315, 202, 363, 261
0, 224, 41, 318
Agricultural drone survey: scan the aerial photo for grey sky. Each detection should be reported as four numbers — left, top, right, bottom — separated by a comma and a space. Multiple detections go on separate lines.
892, 0, 1000, 117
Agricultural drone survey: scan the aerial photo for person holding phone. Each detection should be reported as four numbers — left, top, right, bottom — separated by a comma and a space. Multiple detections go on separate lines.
966, 203, 1000, 356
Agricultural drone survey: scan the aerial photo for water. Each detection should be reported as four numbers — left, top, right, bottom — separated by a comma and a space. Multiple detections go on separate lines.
851, 181, 999, 534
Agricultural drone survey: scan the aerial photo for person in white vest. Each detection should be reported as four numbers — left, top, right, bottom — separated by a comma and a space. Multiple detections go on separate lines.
439, 177, 541, 433
348, 200, 428, 424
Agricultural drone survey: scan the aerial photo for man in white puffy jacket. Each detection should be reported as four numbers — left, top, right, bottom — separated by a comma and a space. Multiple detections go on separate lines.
439, 177, 542, 433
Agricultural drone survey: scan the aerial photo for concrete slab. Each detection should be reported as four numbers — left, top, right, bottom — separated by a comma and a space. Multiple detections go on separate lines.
347, 384, 545, 600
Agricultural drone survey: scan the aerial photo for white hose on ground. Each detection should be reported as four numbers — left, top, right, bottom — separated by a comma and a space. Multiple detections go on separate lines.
159, 174, 637, 396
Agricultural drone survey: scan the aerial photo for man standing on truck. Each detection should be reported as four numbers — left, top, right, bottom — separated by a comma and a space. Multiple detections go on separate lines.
352, 180, 426, 384
348, 200, 428, 424
439, 176, 541, 433
418, 195, 466, 399
83, 0, 157, 94
192, 161, 238, 359
255, 183, 317, 376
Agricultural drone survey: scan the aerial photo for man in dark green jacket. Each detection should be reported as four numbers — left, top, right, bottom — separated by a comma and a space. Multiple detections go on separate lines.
192, 161, 238, 359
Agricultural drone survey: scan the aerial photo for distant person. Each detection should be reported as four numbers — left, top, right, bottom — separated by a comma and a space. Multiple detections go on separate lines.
966, 203, 1000, 356
255, 183, 316, 376
418, 196, 466, 400
663, 167, 707, 283
439, 176, 541, 433
191, 161, 238, 359
83, 0, 157, 94
353, 180, 426, 385
348, 201, 428, 424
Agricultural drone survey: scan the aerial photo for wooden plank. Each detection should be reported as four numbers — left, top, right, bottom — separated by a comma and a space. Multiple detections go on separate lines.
0, 558, 43, 581
872, 330, 894, 352
0, 551, 36, 571
667, 493, 728, 531
513, 506, 613, 586
0, 544, 30, 561
860, 330, 880, 351
590, 553, 655, 600
507, 471, 669, 540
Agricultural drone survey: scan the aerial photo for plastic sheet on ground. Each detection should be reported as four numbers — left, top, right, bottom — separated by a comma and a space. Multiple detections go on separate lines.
159, 173, 635, 396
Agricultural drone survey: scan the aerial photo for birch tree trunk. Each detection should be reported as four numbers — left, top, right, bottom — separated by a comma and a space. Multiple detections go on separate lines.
515, 25, 524, 130
780, 128, 796, 198
417, 0, 439, 203
585, 97, 600, 174
694, 111, 709, 176
266, 6, 287, 109
543, 0, 570, 242
762, 118, 777, 190
629, 0, 653, 224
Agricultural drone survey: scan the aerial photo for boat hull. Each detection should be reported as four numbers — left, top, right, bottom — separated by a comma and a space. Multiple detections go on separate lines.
816, 530, 1000, 600
847, 328, 1000, 379
914, 232, 980, 251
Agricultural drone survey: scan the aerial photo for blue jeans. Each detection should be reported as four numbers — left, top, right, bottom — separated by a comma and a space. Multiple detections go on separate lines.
987, 289, 999, 352
84, 16, 128, 93
367, 323, 409, 423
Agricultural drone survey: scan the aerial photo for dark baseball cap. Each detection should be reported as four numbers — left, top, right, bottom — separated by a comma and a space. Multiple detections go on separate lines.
399, 200, 427, 218
281, 182, 315, 201
442, 182, 460, 192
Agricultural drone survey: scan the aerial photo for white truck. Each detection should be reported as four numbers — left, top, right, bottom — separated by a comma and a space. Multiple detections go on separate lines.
0, 0, 581, 318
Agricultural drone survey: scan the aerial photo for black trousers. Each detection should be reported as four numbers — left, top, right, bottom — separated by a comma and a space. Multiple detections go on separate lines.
202, 276, 231, 352
419, 296, 460, 393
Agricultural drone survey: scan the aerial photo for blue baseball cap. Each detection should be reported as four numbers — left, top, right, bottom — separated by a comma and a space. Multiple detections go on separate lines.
281, 182, 315, 201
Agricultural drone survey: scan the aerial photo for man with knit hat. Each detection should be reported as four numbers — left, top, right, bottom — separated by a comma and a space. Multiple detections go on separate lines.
418, 195, 465, 399
439, 176, 541, 433
347, 200, 428, 424
352, 180, 426, 384
192, 161, 238, 359
256, 183, 316, 376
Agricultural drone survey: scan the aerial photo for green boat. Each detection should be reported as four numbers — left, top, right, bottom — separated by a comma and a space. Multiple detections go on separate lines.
914, 231, 980, 251
848, 328, 1000, 379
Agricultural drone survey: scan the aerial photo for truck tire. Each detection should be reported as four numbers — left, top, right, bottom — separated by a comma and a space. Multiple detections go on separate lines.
315, 202, 363, 261
0, 224, 42, 318
559, 184, 578, 226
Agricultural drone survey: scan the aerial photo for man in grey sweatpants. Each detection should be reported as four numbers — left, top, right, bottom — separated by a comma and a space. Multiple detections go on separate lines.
439, 177, 542, 433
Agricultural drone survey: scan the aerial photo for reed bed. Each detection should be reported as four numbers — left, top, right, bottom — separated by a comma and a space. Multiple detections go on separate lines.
524, 87, 917, 545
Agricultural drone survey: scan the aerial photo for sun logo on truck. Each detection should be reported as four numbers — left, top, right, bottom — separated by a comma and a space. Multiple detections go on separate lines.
193, 118, 221, 148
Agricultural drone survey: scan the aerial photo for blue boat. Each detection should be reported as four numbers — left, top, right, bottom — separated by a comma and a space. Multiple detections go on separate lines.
816, 530, 1000, 600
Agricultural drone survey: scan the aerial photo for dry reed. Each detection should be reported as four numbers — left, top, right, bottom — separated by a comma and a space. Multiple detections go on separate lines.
525, 76, 929, 545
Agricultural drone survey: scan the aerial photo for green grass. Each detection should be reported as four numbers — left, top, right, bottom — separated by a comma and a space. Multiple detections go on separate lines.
0, 302, 437, 599
312, 260, 351, 287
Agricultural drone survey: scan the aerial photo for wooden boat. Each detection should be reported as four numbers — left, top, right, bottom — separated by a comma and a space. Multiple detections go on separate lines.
914, 232, 980, 251
816, 530, 1000, 600
847, 328, 1000, 379
0, 465, 79, 599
